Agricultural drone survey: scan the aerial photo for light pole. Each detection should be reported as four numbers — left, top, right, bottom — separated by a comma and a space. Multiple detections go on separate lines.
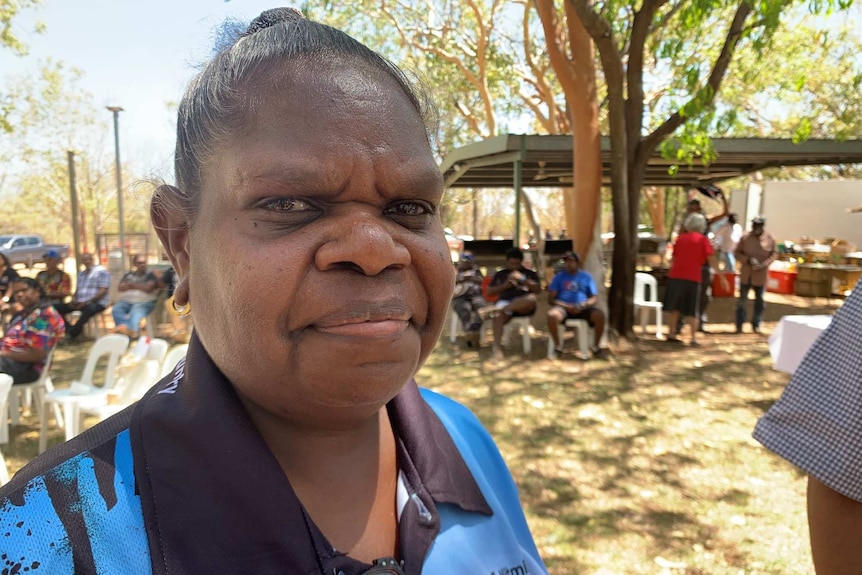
106, 106, 125, 264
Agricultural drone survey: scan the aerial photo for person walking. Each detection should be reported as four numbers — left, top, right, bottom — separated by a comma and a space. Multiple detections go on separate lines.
734, 216, 776, 334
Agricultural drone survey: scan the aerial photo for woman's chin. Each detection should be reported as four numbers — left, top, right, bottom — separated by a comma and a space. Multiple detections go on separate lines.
300, 357, 419, 408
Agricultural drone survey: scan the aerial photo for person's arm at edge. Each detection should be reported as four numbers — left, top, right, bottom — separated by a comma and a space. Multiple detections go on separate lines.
86, 287, 108, 305
808, 475, 862, 575
485, 272, 507, 297
524, 269, 541, 294
140, 272, 159, 293
53, 273, 72, 299
0, 346, 46, 363
706, 192, 729, 225
734, 234, 747, 261
581, 273, 598, 308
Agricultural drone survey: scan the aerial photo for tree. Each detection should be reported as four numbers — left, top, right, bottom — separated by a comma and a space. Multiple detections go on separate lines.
0, 0, 42, 55
0, 59, 146, 249
0, 0, 43, 133
536, 0, 852, 335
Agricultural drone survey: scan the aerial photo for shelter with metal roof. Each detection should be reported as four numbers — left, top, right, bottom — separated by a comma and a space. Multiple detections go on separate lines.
441, 134, 862, 189
440, 134, 862, 242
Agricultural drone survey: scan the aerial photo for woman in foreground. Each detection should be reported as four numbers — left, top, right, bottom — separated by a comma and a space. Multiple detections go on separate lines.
0, 8, 547, 575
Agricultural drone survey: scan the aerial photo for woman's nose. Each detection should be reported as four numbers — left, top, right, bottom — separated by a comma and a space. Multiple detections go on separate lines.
314, 214, 411, 276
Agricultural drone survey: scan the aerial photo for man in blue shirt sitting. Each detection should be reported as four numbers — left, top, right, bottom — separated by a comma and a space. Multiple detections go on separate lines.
547, 251, 607, 359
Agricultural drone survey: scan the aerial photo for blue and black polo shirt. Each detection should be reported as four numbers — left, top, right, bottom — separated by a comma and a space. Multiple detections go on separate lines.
1, 334, 548, 574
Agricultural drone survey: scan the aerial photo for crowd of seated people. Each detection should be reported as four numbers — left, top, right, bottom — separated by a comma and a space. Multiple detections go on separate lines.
454, 246, 608, 361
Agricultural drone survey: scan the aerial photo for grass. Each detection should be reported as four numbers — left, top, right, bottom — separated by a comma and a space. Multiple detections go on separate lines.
5, 291, 836, 574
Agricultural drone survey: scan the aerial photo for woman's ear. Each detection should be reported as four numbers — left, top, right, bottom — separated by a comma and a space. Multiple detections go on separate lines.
151, 185, 191, 278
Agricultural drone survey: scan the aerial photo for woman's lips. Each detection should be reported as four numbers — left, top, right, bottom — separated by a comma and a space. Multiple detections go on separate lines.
310, 302, 414, 338
315, 319, 410, 338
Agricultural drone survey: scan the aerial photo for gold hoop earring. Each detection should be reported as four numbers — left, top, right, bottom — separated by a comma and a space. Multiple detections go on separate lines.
167, 295, 191, 317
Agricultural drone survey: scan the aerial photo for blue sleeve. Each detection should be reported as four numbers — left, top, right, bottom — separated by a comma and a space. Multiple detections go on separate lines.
98, 269, 111, 288
548, 273, 561, 293
420, 389, 548, 573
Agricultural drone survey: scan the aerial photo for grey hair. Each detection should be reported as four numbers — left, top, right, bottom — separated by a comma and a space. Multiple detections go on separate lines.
161, 7, 438, 222
683, 213, 708, 234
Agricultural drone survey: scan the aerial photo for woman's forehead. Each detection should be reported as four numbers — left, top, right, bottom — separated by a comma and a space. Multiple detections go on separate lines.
209, 75, 432, 174
241, 60, 425, 130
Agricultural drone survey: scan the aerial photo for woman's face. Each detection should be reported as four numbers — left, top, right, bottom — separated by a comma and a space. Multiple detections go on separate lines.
11, 282, 39, 309
175, 62, 453, 427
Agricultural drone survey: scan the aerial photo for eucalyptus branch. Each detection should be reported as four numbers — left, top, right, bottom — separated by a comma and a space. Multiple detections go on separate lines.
641, 0, 753, 161
627, 0, 671, 146
655, 1, 686, 30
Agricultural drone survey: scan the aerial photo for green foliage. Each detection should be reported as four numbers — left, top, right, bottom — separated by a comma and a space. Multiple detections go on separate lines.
0, 0, 42, 55
716, 13, 862, 141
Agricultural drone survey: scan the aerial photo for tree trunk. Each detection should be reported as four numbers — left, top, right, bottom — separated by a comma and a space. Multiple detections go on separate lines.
471, 190, 479, 239
519, 189, 542, 250
643, 186, 666, 238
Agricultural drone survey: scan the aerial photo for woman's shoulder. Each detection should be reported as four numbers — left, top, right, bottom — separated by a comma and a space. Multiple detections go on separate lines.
0, 409, 151, 573
420, 388, 505, 465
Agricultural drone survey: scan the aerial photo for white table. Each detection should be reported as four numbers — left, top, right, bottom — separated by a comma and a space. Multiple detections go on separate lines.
769, 314, 833, 374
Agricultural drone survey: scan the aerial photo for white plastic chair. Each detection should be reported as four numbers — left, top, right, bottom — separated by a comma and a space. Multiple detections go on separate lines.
0, 374, 13, 445
501, 316, 533, 354
634, 272, 664, 336
38, 334, 130, 453
144, 338, 169, 366
75, 338, 169, 432
448, 305, 491, 344
449, 305, 531, 353
546, 319, 592, 359
78, 358, 161, 428
0, 446, 9, 486
8, 346, 64, 429
159, 343, 189, 379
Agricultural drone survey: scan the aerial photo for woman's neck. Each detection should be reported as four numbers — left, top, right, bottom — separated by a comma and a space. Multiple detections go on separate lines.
244, 402, 400, 562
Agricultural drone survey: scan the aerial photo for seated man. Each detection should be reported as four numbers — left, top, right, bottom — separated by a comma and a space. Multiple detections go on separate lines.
112, 254, 160, 337
55, 253, 111, 341
0, 278, 65, 384
485, 247, 540, 360
35, 249, 72, 306
546, 251, 606, 359
452, 251, 487, 348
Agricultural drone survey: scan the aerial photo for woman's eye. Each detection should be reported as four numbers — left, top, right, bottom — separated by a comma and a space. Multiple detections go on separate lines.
385, 201, 435, 217
260, 197, 315, 212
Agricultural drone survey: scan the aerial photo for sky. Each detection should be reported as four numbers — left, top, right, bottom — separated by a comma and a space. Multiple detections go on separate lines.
1, 0, 300, 179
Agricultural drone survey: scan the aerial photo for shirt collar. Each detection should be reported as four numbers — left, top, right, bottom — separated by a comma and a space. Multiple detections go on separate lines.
130, 332, 489, 575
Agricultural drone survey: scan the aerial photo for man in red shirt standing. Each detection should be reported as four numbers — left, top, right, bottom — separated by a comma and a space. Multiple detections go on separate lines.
665, 213, 724, 345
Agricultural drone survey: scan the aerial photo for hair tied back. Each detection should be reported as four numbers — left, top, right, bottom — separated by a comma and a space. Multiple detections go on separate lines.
244, 7, 305, 36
